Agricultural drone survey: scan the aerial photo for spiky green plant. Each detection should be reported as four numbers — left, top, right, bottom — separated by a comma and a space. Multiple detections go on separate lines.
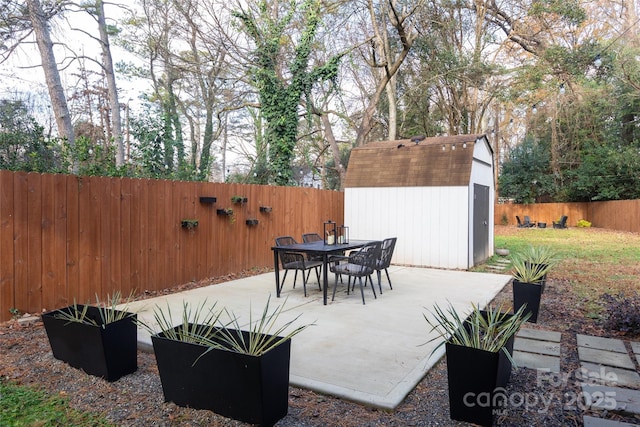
52, 292, 135, 329
137, 299, 228, 345
142, 296, 313, 359
200, 295, 312, 357
422, 302, 531, 366
510, 256, 550, 283
516, 245, 559, 267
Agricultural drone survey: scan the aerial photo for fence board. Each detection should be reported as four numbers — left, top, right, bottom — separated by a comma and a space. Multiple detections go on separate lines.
14, 172, 30, 312
26, 173, 43, 313
41, 174, 56, 311
78, 176, 102, 303
120, 178, 133, 297
51, 175, 67, 308
0, 171, 15, 318
66, 176, 80, 305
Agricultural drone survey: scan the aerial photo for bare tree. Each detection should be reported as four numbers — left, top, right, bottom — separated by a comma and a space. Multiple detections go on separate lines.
26, 0, 76, 169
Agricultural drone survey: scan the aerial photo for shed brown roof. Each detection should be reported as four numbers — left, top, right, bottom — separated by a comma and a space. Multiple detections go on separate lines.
344, 134, 487, 188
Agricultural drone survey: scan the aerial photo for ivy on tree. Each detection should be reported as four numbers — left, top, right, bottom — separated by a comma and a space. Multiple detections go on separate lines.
233, 0, 340, 186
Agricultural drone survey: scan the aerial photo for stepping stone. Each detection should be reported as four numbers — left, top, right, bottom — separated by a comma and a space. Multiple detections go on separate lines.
578, 335, 627, 353
513, 350, 560, 373
581, 383, 640, 415
579, 362, 640, 388
517, 328, 562, 342
578, 347, 635, 370
584, 415, 640, 427
515, 336, 560, 356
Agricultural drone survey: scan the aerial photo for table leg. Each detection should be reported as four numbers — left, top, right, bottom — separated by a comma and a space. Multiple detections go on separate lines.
273, 250, 281, 297
322, 253, 329, 305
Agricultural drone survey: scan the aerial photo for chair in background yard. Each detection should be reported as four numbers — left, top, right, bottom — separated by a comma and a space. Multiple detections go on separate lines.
275, 236, 322, 297
523, 216, 535, 227
374, 237, 397, 293
553, 215, 568, 229
330, 241, 382, 304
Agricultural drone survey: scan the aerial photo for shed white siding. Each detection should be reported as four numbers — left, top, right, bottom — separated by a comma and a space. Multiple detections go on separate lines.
345, 186, 470, 269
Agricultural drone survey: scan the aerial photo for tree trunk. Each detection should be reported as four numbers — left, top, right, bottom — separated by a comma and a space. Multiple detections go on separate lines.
26, 0, 76, 172
95, 0, 124, 167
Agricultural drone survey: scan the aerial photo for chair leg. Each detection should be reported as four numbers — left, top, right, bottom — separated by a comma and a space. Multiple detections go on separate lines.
280, 270, 290, 292
368, 275, 377, 299
314, 266, 322, 291
332, 273, 339, 301
358, 277, 365, 304
376, 270, 383, 294
385, 268, 392, 290
292, 270, 299, 289
301, 269, 308, 297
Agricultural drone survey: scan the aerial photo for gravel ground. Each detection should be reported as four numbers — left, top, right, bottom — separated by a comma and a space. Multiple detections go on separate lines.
2, 252, 640, 426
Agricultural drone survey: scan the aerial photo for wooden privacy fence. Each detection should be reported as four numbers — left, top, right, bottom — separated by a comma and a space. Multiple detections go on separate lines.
494, 200, 640, 233
0, 171, 344, 322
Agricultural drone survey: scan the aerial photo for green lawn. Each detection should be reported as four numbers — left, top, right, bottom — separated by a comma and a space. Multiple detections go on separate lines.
490, 226, 640, 317
0, 378, 113, 427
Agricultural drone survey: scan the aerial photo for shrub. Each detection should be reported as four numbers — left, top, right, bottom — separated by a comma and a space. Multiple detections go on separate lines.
601, 292, 640, 335
577, 219, 592, 227
500, 213, 509, 225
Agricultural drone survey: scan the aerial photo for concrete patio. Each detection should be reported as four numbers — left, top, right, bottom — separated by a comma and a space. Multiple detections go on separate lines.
125, 265, 511, 410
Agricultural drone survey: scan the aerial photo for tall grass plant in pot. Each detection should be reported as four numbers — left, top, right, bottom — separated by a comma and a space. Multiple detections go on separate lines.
41, 292, 137, 382
423, 303, 530, 426
140, 296, 312, 427
511, 246, 557, 322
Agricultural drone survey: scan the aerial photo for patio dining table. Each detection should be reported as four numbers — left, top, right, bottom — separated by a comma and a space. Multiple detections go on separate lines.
271, 240, 378, 305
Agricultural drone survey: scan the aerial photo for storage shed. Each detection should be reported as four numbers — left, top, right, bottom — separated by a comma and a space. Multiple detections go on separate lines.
343, 134, 494, 269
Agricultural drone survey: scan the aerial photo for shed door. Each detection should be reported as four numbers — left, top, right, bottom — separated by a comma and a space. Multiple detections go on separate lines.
473, 184, 490, 265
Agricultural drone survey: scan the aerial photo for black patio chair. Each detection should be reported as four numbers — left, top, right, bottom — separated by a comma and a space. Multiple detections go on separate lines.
302, 233, 324, 261
374, 237, 397, 293
553, 215, 568, 229
523, 216, 536, 227
516, 216, 525, 228
330, 241, 382, 304
275, 236, 322, 297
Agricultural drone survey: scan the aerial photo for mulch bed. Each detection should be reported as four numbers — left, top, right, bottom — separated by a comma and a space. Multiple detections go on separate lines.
2, 269, 640, 426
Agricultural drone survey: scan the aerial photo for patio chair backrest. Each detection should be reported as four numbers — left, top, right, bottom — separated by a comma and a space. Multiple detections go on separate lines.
378, 237, 397, 269
302, 233, 322, 243
348, 241, 383, 276
275, 236, 301, 266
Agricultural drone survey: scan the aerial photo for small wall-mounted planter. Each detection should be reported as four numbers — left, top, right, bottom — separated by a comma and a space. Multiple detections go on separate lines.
199, 197, 217, 204
217, 208, 234, 216
181, 219, 199, 229
231, 196, 248, 204
246, 219, 259, 226
259, 206, 272, 213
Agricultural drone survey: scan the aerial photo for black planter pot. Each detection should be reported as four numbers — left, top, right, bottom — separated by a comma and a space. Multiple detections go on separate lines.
446, 332, 515, 426
151, 326, 291, 426
42, 305, 137, 381
513, 278, 544, 323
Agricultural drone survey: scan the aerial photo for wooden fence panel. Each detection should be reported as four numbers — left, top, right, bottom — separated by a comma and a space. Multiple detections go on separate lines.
494, 203, 589, 228
589, 200, 640, 234
494, 200, 640, 233
0, 172, 345, 321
